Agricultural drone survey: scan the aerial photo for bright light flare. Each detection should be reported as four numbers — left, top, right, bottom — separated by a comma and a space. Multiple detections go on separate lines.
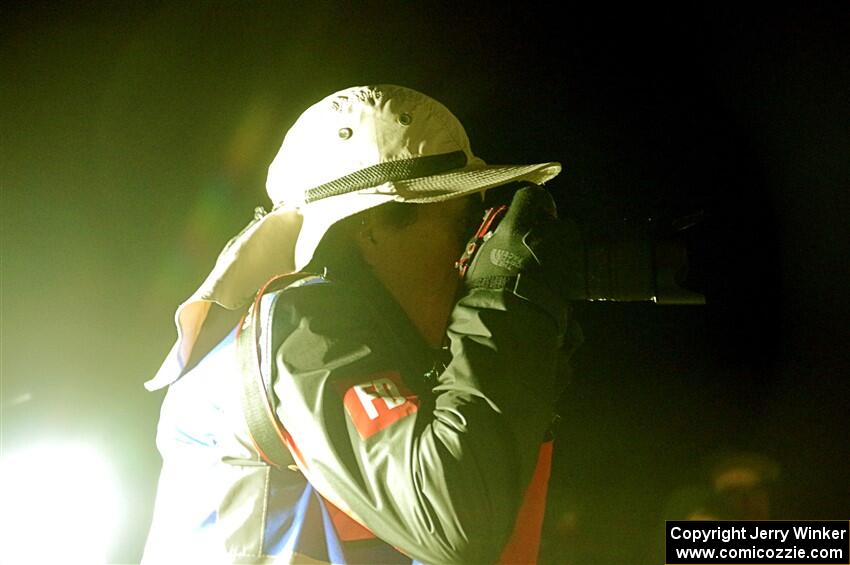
0, 442, 122, 564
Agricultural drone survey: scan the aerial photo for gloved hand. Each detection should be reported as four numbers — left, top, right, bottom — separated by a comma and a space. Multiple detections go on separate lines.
463, 184, 583, 329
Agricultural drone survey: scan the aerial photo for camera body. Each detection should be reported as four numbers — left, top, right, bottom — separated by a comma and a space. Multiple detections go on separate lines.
459, 183, 705, 305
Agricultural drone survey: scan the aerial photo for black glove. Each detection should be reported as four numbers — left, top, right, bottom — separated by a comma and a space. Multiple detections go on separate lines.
462, 184, 583, 330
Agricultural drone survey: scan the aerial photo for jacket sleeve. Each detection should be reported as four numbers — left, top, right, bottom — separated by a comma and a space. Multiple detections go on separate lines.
270, 283, 567, 564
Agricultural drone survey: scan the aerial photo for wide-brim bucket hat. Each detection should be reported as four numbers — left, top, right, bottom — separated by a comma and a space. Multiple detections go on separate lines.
146, 84, 561, 390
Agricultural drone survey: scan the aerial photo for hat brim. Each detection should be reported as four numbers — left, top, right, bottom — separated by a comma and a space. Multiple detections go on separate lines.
392, 161, 562, 203
295, 160, 562, 268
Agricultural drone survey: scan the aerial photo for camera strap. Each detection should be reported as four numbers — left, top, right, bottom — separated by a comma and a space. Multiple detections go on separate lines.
455, 204, 509, 278
236, 271, 317, 470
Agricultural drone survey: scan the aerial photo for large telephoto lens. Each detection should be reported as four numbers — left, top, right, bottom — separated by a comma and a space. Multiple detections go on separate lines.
569, 217, 705, 304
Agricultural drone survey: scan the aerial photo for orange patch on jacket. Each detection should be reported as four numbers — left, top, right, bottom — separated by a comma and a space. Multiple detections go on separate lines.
341, 371, 419, 440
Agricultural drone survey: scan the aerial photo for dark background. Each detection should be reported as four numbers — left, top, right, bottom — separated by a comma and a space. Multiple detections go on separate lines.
2, 4, 848, 563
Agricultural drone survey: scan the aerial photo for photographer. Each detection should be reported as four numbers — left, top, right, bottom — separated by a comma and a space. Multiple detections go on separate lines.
142, 85, 581, 564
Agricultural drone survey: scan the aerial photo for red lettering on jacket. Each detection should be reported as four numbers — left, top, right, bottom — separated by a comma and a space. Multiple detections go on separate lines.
342, 371, 418, 439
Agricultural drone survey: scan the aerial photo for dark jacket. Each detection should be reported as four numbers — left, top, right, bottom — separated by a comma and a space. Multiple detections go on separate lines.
143, 260, 572, 564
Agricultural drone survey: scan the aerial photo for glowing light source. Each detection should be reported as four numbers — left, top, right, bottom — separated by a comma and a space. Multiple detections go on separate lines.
0, 442, 122, 564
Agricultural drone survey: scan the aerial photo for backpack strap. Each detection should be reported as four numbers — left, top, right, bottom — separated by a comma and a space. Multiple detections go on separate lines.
237, 271, 318, 469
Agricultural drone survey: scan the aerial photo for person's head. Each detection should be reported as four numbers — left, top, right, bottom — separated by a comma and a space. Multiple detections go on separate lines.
264, 84, 560, 268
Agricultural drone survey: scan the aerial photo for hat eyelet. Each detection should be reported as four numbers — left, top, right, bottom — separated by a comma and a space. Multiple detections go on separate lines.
398, 113, 412, 126
338, 127, 353, 140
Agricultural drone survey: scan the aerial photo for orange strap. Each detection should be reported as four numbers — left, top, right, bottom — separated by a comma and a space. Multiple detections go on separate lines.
498, 440, 554, 564
324, 498, 377, 542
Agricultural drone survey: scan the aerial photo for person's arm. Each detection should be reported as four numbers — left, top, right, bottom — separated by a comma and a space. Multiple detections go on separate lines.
270, 280, 566, 564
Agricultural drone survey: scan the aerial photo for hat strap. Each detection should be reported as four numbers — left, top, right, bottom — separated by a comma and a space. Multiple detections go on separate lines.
304, 150, 467, 203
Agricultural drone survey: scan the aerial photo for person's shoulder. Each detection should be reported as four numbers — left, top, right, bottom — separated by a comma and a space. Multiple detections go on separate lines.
269, 274, 374, 336
268, 275, 383, 373
275, 274, 363, 311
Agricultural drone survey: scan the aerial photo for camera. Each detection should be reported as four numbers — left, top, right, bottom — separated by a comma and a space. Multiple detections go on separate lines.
459, 183, 706, 305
